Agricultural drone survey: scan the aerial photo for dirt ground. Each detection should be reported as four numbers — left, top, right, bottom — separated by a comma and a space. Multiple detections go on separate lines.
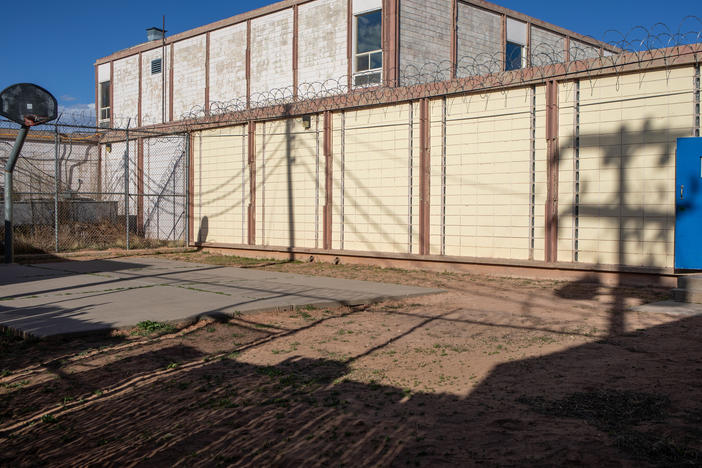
1, 251, 700, 466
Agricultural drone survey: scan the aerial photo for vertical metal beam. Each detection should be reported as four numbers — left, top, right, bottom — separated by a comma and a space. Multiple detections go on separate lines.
545, 80, 559, 263
109, 61, 114, 128
205, 32, 210, 115
94, 65, 99, 127
315, 114, 320, 249
54, 128, 60, 252
3, 126, 29, 264
185, 134, 191, 246
169, 44, 174, 122
501, 15, 507, 71
137, 138, 144, 235
408, 102, 414, 254
526, 22, 532, 68
246, 20, 252, 109
293, 5, 299, 100
381, 0, 399, 87
529, 85, 536, 260
261, 122, 266, 245
323, 111, 333, 249
441, 97, 447, 256
450, 0, 457, 80
138, 52, 143, 127
574, 79, 581, 262
419, 98, 431, 255
248, 121, 256, 244
242, 130, 246, 244
695, 63, 700, 137
347, 0, 353, 91
124, 122, 131, 250
340, 112, 346, 250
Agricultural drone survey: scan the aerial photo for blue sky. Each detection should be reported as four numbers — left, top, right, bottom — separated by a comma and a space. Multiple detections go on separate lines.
0, 0, 699, 115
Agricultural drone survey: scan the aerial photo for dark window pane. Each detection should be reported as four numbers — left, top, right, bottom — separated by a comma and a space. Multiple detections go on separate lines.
356, 10, 382, 54
367, 72, 381, 85
357, 55, 370, 72
506, 42, 523, 71
370, 51, 383, 69
354, 74, 370, 87
100, 81, 110, 108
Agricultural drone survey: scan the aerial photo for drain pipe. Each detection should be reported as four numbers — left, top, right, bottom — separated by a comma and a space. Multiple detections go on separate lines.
4, 126, 29, 263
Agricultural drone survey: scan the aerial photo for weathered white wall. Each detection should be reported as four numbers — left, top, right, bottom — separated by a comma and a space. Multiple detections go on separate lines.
173, 36, 206, 119
298, 0, 348, 95
208, 23, 248, 109
141, 47, 169, 125
531, 27, 565, 67
250, 9, 294, 100
112, 55, 139, 123
456, 2, 502, 76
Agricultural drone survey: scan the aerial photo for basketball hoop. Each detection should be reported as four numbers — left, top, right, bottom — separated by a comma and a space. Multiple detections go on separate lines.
0, 83, 57, 127
1, 83, 58, 263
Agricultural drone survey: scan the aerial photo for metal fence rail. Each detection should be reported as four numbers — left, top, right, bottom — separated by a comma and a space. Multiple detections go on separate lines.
0, 119, 187, 256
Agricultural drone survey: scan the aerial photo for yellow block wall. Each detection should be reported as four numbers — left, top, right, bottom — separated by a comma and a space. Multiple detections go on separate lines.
574, 68, 694, 268
434, 88, 535, 260
331, 104, 420, 254
255, 117, 322, 249
192, 126, 248, 244
188, 65, 697, 270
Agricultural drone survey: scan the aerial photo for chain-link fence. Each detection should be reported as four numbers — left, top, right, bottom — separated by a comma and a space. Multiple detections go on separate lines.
0, 119, 188, 256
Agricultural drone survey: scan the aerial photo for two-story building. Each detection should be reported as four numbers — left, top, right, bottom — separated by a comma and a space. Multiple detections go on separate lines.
94, 0, 702, 281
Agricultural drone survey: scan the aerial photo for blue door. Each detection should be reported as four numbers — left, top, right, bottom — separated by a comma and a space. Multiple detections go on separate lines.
675, 137, 702, 269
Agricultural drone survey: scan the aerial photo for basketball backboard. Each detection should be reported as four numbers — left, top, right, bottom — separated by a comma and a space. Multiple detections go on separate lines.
0, 83, 57, 127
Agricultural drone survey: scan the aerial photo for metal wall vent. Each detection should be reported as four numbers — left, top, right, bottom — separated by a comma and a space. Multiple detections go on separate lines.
151, 58, 162, 75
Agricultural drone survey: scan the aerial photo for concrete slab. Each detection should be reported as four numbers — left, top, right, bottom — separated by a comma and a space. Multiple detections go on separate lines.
632, 300, 702, 317
0, 258, 442, 338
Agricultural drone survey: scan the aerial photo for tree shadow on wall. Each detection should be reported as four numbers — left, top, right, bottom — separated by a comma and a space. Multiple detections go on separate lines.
556, 118, 690, 337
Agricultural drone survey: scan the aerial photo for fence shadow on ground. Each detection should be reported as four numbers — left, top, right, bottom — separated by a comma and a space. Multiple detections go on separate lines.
0, 310, 699, 465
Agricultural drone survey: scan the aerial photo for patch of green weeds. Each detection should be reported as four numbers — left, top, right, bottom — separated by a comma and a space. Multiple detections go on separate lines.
41, 414, 57, 424
132, 320, 175, 336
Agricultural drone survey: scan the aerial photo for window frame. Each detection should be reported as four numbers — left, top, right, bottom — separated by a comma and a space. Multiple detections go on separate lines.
505, 41, 526, 71
353, 8, 383, 87
99, 80, 111, 122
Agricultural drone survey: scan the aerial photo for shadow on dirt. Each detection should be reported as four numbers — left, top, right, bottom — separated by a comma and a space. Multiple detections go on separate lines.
0, 311, 699, 466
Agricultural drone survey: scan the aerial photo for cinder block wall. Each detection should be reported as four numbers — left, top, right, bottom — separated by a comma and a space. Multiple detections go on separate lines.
250, 9, 294, 99
456, 2, 503, 76
399, 0, 452, 84
192, 126, 248, 245
173, 36, 207, 118
298, 0, 348, 93
192, 64, 698, 270
208, 23, 248, 108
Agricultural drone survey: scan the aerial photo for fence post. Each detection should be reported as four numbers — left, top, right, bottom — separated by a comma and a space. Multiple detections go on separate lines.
54, 124, 60, 252
124, 119, 131, 250
185, 133, 190, 247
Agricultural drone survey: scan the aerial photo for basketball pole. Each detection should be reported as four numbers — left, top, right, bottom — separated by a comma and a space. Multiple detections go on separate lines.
4, 125, 29, 264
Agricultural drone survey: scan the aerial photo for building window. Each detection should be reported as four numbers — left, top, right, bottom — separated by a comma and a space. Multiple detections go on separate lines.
99, 81, 110, 121
354, 9, 382, 87
505, 18, 527, 71
506, 42, 525, 71
151, 58, 162, 75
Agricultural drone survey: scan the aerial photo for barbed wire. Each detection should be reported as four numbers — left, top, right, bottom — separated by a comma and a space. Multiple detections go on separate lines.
3, 21, 701, 135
